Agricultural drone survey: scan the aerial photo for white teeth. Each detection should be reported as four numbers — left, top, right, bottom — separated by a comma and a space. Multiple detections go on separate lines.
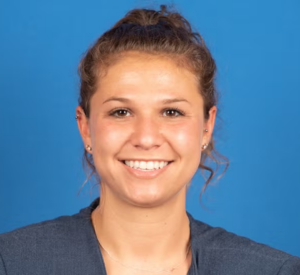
124, 160, 169, 170
146, 161, 154, 170
140, 161, 146, 169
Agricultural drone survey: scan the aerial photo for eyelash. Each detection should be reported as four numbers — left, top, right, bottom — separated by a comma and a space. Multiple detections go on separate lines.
109, 108, 185, 118
162, 108, 185, 117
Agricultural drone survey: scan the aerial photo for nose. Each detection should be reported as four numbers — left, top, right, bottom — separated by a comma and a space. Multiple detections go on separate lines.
130, 116, 163, 150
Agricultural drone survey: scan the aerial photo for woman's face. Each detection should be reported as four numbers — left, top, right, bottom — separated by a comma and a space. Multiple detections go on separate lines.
77, 52, 216, 207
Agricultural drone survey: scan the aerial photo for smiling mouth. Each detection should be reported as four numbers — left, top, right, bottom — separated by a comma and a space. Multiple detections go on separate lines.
121, 160, 172, 171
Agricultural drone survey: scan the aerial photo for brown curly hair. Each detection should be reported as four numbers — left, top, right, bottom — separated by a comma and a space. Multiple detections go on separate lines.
77, 4, 229, 196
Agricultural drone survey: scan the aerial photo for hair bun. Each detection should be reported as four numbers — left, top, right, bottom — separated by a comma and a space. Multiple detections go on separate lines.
112, 4, 193, 33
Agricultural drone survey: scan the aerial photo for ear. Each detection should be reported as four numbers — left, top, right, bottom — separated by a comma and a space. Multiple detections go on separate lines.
203, 106, 217, 145
76, 106, 92, 152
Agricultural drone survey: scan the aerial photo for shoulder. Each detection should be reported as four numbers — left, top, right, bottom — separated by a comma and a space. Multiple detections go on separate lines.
0, 209, 92, 250
0, 201, 103, 275
188, 214, 300, 274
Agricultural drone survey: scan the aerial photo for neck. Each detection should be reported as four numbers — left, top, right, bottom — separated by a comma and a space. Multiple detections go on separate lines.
91, 187, 190, 270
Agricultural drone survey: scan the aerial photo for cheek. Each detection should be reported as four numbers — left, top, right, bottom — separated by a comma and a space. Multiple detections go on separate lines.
90, 120, 129, 156
167, 121, 202, 157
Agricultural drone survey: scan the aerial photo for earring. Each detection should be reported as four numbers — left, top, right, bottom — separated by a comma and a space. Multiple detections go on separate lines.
75, 112, 82, 119
202, 143, 208, 150
202, 129, 209, 149
86, 145, 92, 152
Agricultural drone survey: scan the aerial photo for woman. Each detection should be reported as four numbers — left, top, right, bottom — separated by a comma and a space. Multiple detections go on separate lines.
0, 5, 299, 275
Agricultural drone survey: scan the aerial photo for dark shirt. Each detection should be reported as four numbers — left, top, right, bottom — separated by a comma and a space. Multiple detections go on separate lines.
0, 197, 299, 275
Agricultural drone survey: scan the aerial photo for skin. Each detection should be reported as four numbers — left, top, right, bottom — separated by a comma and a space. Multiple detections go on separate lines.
76, 51, 217, 275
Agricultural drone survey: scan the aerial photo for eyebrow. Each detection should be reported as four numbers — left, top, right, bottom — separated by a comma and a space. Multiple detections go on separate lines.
161, 98, 190, 105
103, 97, 190, 105
103, 97, 130, 104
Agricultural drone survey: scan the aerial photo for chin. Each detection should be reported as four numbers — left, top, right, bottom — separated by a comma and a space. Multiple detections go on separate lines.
122, 189, 170, 208
123, 186, 185, 208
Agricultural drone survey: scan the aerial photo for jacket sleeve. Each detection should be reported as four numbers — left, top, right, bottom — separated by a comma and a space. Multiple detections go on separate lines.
0, 252, 7, 275
277, 256, 300, 275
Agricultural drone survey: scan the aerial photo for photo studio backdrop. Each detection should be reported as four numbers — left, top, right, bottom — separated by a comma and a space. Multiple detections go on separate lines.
0, 0, 299, 257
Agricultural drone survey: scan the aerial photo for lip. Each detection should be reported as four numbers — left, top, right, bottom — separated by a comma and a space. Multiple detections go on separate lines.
119, 159, 173, 162
120, 160, 172, 179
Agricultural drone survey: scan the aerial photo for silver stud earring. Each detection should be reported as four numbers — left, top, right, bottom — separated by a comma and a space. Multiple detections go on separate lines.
202, 143, 208, 150
86, 145, 92, 152
202, 129, 209, 149
76, 112, 82, 119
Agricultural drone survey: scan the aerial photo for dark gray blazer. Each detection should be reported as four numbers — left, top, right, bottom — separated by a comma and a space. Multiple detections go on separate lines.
1, 197, 299, 275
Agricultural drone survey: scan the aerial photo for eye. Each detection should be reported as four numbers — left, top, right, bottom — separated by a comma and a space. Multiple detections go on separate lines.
110, 108, 131, 117
162, 108, 185, 117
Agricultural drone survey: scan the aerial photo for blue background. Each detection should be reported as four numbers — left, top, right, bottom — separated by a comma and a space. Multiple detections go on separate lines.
0, 0, 299, 257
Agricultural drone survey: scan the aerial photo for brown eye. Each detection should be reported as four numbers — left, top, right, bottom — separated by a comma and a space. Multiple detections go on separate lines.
163, 109, 184, 117
111, 109, 131, 117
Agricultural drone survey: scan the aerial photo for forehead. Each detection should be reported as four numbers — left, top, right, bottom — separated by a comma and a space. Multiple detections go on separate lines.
97, 52, 200, 94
